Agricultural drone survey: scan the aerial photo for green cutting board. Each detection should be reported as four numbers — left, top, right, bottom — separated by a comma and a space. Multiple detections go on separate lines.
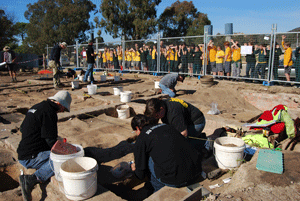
256, 149, 283, 174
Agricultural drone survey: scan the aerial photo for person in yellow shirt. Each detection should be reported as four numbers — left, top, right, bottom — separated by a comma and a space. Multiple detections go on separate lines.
109, 49, 113, 69
282, 35, 293, 84
117, 45, 123, 69
151, 45, 157, 72
103, 47, 108, 69
216, 46, 225, 77
224, 41, 232, 77
166, 45, 175, 72
124, 47, 130, 69
231, 39, 241, 79
208, 40, 217, 76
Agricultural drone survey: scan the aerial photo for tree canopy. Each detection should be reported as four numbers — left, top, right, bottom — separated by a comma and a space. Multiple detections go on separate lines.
158, 1, 211, 37
24, 0, 96, 54
96, 0, 161, 40
0, 9, 16, 49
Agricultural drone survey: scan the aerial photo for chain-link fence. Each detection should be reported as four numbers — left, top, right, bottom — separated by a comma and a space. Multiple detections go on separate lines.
46, 25, 300, 86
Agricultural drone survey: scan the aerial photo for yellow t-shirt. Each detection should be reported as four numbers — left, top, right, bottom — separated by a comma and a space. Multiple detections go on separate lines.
105, 52, 110, 62
125, 51, 132, 61
232, 48, 241, 62
282, 41, 293, 66
134, 51, 141, 62
152, 49, 156, 60
225, 47, 232, 62
103, 52, 107, 62
216, 50, 225, 64
175, 50, 178, 61
118, 51, 122, 60
208, 46, 217, 62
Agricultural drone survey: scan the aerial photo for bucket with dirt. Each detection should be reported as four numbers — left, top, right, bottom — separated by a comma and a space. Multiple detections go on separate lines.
87, 84, 97, 95
214, 137, 245, 169
116, 105, 130, 119
50, 144, 84, 181
113, 87, 123, 96
154, 81, 160, 89
60, 157, 98, 200
100, 75, 106, 82
72, 81, 79, 89
120, 91, 132, 103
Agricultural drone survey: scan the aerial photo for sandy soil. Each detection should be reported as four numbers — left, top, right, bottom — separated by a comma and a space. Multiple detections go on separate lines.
1, 70, 300, 200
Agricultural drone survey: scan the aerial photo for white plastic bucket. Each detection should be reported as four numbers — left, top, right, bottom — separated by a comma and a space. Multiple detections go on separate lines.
60, 157, 98, 200
214, 137, 245, 169
114, 76, 120, 81
50, 144, 84, 181
154, 81, 160, 89
116, 105, 130, 119
87, 84, 97, 95
113, 87, 123, 95
78, 75, 83, 81
72, 81, 79, 89
120, 91, 132, 103
100, 75, 106, 81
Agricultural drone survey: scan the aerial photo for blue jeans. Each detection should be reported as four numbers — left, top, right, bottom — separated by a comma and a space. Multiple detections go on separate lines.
159, 83, 175, 97
148, 157, 187, 192
19, 151, 54, 182
246, 62, 256, 78
83, 63, 94, 82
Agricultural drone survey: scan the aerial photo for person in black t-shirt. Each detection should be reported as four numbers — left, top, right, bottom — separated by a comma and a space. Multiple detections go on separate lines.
144, 98, 208, 152
66, 68, 77, 79
83, 40, 97, 83
17, 91, 72, 201
130, 114, 202, 193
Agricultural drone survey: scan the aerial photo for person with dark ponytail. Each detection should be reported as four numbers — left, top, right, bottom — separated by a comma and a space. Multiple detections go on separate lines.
130, 114, 203, 193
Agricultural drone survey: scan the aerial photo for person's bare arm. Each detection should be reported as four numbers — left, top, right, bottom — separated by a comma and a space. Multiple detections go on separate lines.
181, 129, 188, 138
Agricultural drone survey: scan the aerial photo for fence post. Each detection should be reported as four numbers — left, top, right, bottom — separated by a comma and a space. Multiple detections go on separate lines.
122, 35, 125, 71
46, 45, 49, 69
204, 27, 208, 76
76, 40, 79, 68
96, 38, 98, 68
268, 24, 277, 83
157, 33, 160, 73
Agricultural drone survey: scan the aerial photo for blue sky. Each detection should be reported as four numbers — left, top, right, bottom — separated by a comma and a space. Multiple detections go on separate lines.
2, 0, 300, 42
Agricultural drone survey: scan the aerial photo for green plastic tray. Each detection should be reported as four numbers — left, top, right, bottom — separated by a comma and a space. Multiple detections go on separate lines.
256, 149, 283, 174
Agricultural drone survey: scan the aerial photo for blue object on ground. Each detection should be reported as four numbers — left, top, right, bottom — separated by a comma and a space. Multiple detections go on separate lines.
256, 149, 283, 174
198, 75, 201, 80
73, 68, 83, 71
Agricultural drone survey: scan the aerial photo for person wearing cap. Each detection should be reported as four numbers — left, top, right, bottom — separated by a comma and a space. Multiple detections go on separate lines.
159, 73, 185, 97
17, 90, 72, 201
83, 40, 97, 83
49, 42, 67, 89
2, 46, 17, 82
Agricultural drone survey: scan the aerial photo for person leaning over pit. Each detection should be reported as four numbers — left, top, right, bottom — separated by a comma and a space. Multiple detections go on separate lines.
130, 114, 203, 193
144, 98, 208, 153
158, 73, 185, 97
17, 91, 72, 201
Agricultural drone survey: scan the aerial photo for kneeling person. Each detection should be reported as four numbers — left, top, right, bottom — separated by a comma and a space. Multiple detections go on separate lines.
17, 91, 72, 201
131, 114, 202, 193
159, 73, 185, 97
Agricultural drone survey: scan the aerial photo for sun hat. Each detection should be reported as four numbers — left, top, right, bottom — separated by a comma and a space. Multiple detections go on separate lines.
3, 46, 10, 51
61, 42, 67, 48
48, 90, 72, 112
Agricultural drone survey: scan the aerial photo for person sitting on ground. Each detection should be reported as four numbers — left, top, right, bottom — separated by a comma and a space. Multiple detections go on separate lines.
66, 68, 77, 79
158, 73, 185, 97
2, 46, 17, 82
17, 91, 72, 201
144, 98, 208, 153
130, 114, 203, 193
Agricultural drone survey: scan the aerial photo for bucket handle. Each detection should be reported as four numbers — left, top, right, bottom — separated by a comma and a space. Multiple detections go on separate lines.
49, 159, 62, 180
213, 145, 247, 169
62, 173, 98, 198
